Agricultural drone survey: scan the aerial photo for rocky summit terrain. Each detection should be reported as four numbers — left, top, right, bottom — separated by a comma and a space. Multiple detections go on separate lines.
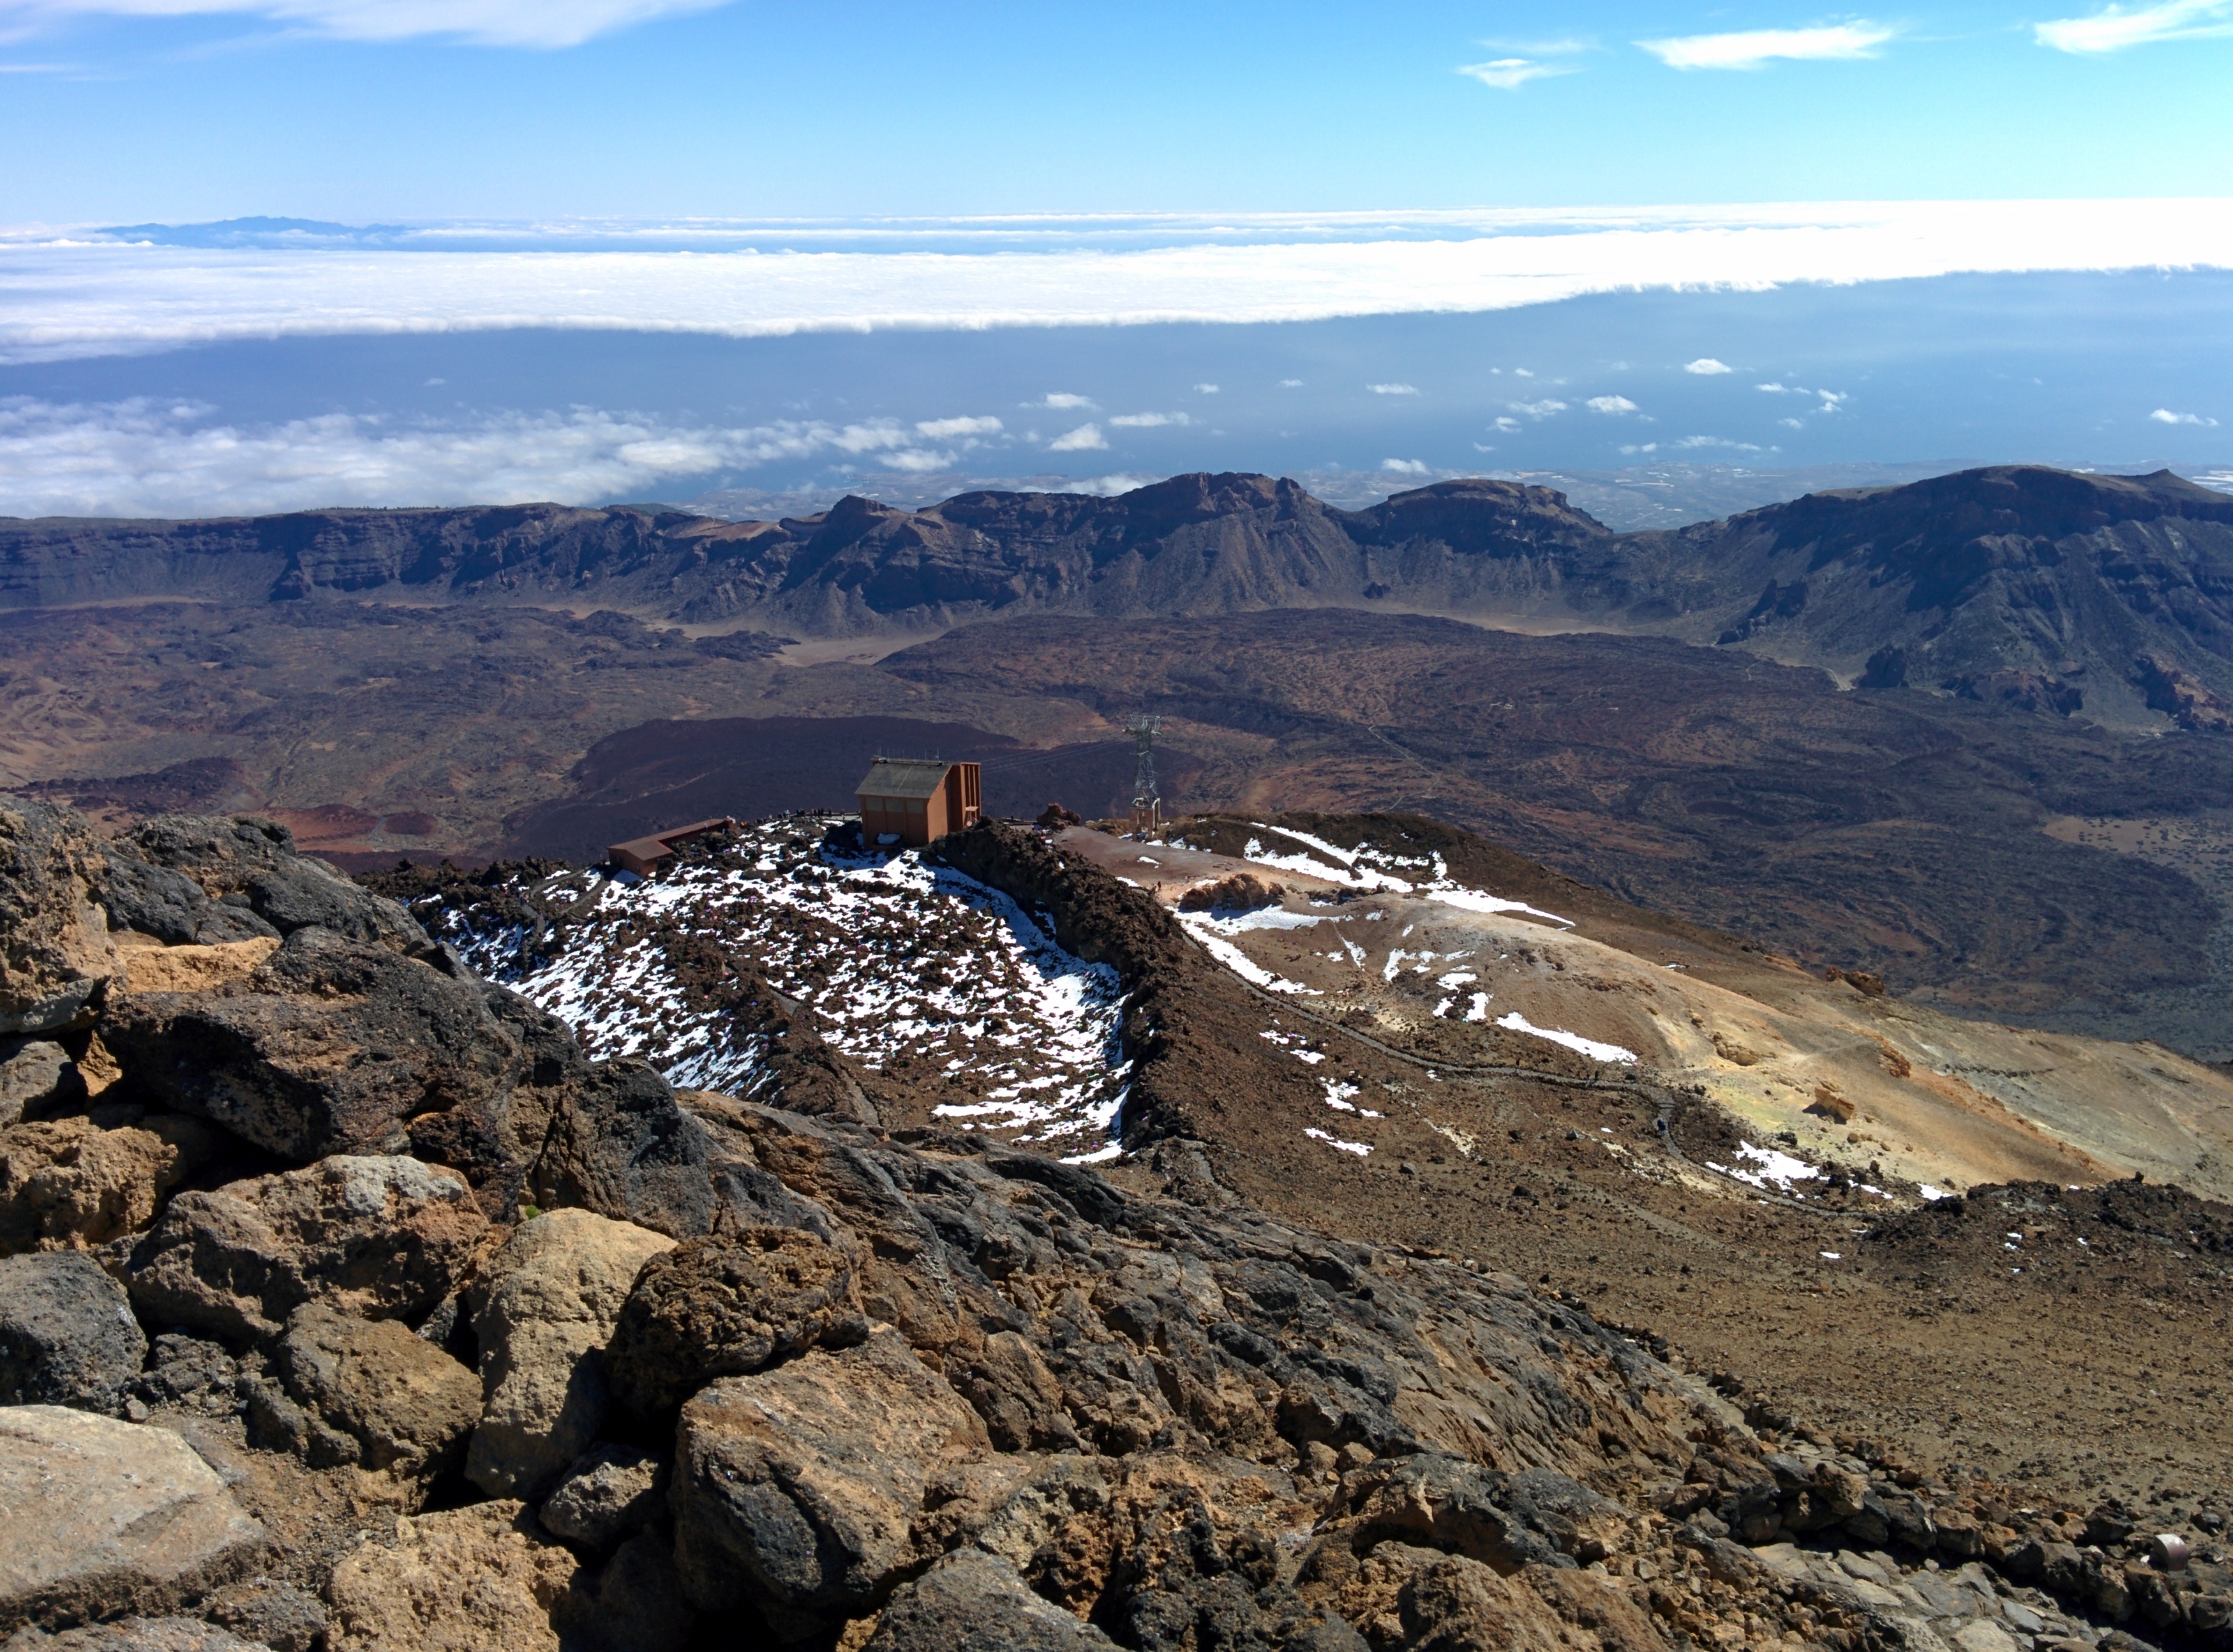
5, 790, 2231, 1652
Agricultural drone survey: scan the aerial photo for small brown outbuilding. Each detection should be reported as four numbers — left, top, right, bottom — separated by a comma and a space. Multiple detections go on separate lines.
606, 816, 736, 875
855, 758, 981, 848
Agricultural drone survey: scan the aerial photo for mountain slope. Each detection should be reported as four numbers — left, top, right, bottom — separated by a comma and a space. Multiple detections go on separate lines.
1655, 466, 2233, 725
9, 465, 2232, 728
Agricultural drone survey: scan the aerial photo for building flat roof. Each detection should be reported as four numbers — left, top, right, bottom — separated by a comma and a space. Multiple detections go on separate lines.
855, 758, 955, 800
607, 816, 736, 864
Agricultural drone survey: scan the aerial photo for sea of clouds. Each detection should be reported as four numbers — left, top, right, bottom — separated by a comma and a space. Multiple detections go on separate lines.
6, 200, 2231, 363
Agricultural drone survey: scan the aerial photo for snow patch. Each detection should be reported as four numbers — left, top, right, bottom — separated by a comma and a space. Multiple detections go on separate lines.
1491, 1012, 1636, 1064
1306, 1127, 1372, 1157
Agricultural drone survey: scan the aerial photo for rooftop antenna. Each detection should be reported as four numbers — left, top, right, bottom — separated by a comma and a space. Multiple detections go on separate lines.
1125, 713, 1162, 839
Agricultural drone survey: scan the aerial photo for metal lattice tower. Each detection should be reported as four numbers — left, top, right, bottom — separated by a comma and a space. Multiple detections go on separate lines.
1126, 714, 1160, 804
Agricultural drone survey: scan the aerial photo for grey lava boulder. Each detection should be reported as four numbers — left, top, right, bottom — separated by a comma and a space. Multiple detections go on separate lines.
0, 1250, 148, 1412
860, 1549, 1120, 1652
0, 1039, 77, 1126
539, 1443, 664, 1551
671, 1327, 992, 1641
604, 1226, 865, 1420
0, 1406, 264, 1630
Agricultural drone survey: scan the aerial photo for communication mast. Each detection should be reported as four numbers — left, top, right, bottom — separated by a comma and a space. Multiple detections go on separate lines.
1125, 714, 1162, 839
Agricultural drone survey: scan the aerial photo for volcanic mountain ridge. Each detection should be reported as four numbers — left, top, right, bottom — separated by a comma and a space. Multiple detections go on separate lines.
6, 465, 2232, 728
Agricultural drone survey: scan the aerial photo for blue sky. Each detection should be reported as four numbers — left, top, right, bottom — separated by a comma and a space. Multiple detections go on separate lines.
0, 1, 2227, 517
4, 1, 2232, 219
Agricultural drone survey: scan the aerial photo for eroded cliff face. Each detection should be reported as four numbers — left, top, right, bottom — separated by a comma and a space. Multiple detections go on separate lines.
3, 795, 2229, 1651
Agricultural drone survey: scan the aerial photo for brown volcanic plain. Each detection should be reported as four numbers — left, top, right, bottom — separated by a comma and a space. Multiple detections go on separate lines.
5, 464, 2233, 1058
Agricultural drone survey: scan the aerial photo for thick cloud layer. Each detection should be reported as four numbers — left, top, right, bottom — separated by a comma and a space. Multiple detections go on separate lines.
6, 201, 2231, 365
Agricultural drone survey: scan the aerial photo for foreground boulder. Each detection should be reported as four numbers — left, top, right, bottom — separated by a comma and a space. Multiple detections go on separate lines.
111, 814, 429, 958
0, 1039, 77, 1125
465, 1209, 675, 1500
0, 799, 119, 1039
0, 1407, 263, 1631
262, 1304, 481, 1478
117, 1155, 487, 1344
323, 1501, 578, 1652
102, 930, 531, 1164
0, 1252, 147, 1411
0, 1116, 213, 1258
603, 1226, 865, 1419
860, 1549, 1121, 1651
672, 1327, 993, 1640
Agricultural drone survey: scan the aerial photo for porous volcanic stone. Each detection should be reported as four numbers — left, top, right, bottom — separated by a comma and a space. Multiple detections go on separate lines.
0, 1039, 75, 1125
0, 1251, 147, 1411
465, 1209, 675, 1499
273, 1304, 480, 1476
118, 1155, 486, 1344
0, 797, 119, 1038
604, 1226, 865, 1419
115, 814, 428, 957
101, 928, 520, 1163
323, 1500, 578, 1652
0, 1406, 263, 1630
1, 1616, 272, 1651
198, 1578, 327, 1652
538, 1444, 663, 1550
0, 1116, 214, 1257
861, 1549, 1121, 1651
671, 1327, 992, 1640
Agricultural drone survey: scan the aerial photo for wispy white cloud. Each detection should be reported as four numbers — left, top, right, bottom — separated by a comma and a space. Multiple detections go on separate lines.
1684, 357, 1734, 375
0, 0, 727, 47
1457, 57, 1577, 88
1637, 22, 1898, 69
1047, 422, 1107, 451
0, 396, 1019, 517
1030, 392, 1097, 410
913, 414, 1001, 439
1620, 442, 1660, 454
1193, 383, 1220, 394
1508, 398, 1568, 419
1675, 434, 1771, 451
2151, 407, 2220, 425
1585, 394, 1639, 414
1107, 410, 1193, 427
1381, 458, 1430, 474
1368, 382, 1420, 396
2036, 0, 2233, 52
1278, 378, 1304, 387
1049, 472, 1158, 497
1491, 416, 1522, 433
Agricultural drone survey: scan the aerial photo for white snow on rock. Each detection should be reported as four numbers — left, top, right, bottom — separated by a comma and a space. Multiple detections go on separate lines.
1705, 1142, 1828, 1196
1305, 1127, 1372, 1157
1177, 913, 1321, 995
431, 816, 1130, 1157
1224, 824, 1573, 924
1491, 1012, 1637, 1065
